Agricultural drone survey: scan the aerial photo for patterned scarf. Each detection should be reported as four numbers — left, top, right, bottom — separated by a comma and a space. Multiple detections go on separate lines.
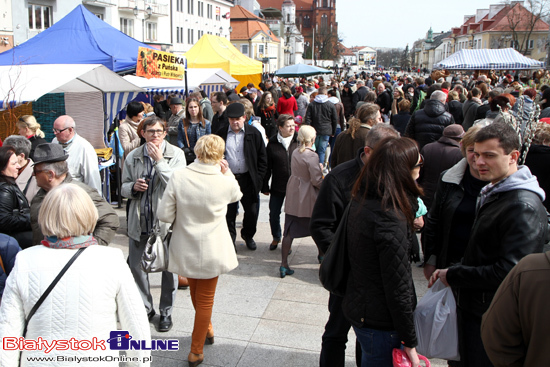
42, 235, 98, 249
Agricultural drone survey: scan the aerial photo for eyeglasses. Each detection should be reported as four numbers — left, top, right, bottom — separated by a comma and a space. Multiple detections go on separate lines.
145, 129, 165, 136
415, 154, 424, 168
53, 127, 71, 134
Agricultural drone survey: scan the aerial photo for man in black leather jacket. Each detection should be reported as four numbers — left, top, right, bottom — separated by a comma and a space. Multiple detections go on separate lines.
430, 122, 548, 367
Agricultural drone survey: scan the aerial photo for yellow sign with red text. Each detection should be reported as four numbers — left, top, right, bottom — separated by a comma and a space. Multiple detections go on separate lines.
136, 47, 186, 80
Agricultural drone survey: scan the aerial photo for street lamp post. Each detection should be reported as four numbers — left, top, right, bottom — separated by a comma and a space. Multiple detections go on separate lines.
134, 2, 152, 42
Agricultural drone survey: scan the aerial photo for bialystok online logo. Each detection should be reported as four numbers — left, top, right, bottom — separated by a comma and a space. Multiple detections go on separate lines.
3, 331, 179, 353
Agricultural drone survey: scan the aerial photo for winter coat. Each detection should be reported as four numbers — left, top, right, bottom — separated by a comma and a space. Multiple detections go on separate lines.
448, 100, 464, 125
390, 111, 412, 136
310, 149, 363, 254
304, 95, 338, 136
0, 180, 32, 247
351, 86, 368, 113
276, 94, 298, 116
330, 125, 370, 168
158, 162, 242, 279
0, 245, 151, 366
30, 175, 120, 247
177, 120, 212, 149
284, 148, 323, 218
341, 90, 354, 118
447, 167, 548, 317
295, 94, 309, 118
14, 159, 38, 203
255, 105, 278, 139
0, 234, 20, 299
524, 144, 550, 211
375, 90, 392, 115
462, 99, 482, 130
343, 188, 418, 348
200, 98, 214, 122
121, 142, 187, 242
404, 99, 455, 150
262, 133, 299, 194
481, 251, 550, 367
417, 136, 463, 209
119, 118, 141, 159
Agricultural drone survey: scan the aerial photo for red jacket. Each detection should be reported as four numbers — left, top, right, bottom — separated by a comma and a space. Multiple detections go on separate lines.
276, 95, 298, 116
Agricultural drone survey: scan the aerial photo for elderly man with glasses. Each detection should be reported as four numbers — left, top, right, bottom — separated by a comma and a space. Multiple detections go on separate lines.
51, 115, 102, 194
122, 116, 186, 333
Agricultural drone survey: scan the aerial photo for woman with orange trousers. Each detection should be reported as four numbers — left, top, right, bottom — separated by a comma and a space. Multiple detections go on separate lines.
158, 134, 242, 367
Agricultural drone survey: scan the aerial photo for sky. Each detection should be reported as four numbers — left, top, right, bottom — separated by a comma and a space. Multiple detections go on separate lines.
336, 0, 505, 49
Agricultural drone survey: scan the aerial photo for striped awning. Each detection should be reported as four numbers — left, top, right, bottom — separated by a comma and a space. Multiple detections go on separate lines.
433, 48, 545, 70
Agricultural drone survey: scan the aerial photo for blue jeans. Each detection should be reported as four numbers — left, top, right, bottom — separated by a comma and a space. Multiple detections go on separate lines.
315, 135, 330, 165
353, 326, 401, 367
268, 191, 285, 241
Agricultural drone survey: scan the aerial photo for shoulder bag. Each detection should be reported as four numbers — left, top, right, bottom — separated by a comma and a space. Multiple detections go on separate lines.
141, 220, 173, 273
182, 124, 197, 165
19, 247, 87, 366
319, 202, 351, 297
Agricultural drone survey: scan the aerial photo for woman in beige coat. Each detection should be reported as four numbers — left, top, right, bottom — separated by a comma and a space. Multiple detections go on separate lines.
119, 101, 144, 159
280, 125, 324, 278
158, 134, 242, 367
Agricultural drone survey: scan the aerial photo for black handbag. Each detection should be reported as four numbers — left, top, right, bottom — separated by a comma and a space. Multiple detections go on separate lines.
319, 203, 351, 297
182, 125, 197, 165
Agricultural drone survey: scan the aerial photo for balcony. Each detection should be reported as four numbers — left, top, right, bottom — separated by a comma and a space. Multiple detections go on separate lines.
83, 0, 117, 6
118, 0, 169, 16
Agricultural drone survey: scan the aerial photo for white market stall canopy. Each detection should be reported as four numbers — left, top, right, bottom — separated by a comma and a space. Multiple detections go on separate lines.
0, 64, 145, 147
433, 48, 545, 70
123, 68, 239, 97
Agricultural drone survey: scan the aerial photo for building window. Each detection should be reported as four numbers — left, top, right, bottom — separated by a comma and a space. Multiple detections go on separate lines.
95, 13, 103, 20
216, 7, 220, 20
120, 18, 134, 37
176, 0, 183, 12
322, 0, 327, 7
176, 26, 181, 43
321, 14, 328, 29
188, 28, 194, 44
207, 4, 212, 18
259, 44, 264, 55
528, 39, 534, 49
241, 44, 249, 56
198, 1, 204, 17
146, 22, 157, 41
188, 0, 194, 14
304, 16, 310, 28
28, 4, 51, 30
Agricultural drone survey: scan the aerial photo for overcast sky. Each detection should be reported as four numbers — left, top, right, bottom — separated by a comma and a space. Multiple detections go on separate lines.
336, 0, 506, 49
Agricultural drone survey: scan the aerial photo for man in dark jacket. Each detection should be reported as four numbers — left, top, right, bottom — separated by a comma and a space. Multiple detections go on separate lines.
375, 83, 392, 119
351, 80, 368, 114
418, 124, 464, 209
30, 144, 120, 247
223, 83, 240, 102
405, 90, 455, 150
430, 122, 548, 367
311, 124, 399, 367
211, 91, 229, 135
219, 103, 268, 250
262, 114, 299, 250
304, 87, 338, 166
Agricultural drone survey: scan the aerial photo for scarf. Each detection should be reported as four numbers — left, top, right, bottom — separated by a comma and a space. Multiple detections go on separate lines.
277, 132, 293, 151
471, 97, 482, 105
42, 235, 98, 249
262, 104, 276, 118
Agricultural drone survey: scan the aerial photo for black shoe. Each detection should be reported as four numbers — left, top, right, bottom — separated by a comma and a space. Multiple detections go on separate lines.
269, 239, 280, 251
158, 315, 173, 332
147, 309, 156, 321
243, 237, 257, 251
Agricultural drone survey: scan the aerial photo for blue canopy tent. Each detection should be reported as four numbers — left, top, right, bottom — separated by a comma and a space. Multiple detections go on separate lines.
433, 48, 545, 70
0, 4, 150, 72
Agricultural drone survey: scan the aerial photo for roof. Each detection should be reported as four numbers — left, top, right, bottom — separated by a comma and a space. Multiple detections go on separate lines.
0, 5, 151, 72
433, 48, 545, 70
230, 5, 280, 42
257, 0, 313, 11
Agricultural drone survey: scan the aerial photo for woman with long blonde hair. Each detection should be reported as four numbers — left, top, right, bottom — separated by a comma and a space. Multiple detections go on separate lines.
279, 125, 324, 277
16, 115, 46, 160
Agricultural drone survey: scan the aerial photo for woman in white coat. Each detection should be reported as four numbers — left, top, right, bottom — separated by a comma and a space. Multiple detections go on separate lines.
158, 134, 242, 367
0, 183, 151, 366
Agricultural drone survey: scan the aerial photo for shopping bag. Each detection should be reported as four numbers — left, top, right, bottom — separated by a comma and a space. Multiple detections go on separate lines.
414, 279, 460, 360
392, 348, 431, 367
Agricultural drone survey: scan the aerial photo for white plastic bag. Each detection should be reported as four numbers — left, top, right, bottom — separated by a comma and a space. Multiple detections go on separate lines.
414, 279, 460, 361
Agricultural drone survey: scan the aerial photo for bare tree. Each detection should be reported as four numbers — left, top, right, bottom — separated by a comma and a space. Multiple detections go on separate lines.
504, 0, 550, 55
315, 26, 340, 61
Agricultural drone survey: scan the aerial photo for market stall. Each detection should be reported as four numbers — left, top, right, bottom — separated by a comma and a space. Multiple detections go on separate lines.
433, 48, 545, 70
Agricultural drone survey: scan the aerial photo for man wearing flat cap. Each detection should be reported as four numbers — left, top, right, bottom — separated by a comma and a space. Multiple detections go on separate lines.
218, 102, 267, 250
166, 97, 184, 146
30, 143, 120, 246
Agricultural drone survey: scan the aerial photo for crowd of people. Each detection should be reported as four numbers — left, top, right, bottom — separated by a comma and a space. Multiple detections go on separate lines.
0, 67, 550, 367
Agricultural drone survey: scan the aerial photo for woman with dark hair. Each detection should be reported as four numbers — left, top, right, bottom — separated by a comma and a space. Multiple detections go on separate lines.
255, 91, 278, 139
341, 83, 354, 120
343, 136, 423, 367
177, 97, 211, 163
120, 101, 145, 159
462, 87, 483, 130
0, 147, 32, 248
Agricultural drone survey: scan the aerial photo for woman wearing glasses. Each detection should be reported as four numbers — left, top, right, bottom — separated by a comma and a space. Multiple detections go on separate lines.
343, 137, 423, 367
122, 116, 187, 333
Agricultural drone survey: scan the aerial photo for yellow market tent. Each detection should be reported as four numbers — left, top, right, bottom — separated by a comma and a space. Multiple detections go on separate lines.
185, 35, 262, 91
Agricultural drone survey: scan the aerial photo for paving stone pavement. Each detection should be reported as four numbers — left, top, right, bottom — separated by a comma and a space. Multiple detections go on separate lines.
110, 194, 447, 367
